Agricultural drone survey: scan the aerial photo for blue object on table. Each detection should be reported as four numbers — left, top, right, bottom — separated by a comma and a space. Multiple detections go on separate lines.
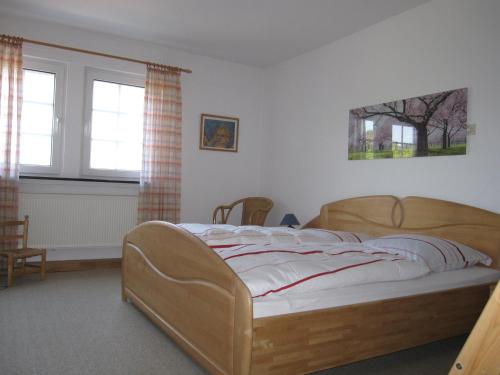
280, 213, 300, 228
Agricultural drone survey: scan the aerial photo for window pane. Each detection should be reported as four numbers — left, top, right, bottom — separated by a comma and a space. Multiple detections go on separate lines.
91, 111, 119, 141
364, 120, 374, 132
92, 81, 119, 112
89, 79, 144, 174
21, 68, 57, 167
392, 125, 402, 143
23, 70, 55, 103
20, 134, 52, 166
117, 114, 143, 142
402, 126, 414, 144
116, 142, 142, 171
120, 85, 144, 114
22, 102, 54, 135
90, 140, 117, 170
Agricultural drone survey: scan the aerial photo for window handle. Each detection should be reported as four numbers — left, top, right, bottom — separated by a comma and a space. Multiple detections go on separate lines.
54, 116, 62, 134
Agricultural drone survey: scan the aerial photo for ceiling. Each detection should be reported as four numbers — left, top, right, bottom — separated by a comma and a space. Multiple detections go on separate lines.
0, 0, 430, 67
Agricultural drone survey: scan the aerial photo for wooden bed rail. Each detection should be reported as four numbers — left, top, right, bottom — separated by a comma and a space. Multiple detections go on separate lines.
122, 221, 253, 375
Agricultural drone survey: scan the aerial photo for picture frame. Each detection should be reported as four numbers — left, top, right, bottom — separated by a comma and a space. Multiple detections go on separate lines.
199, 113, 239, 152
348, 88, 468, 160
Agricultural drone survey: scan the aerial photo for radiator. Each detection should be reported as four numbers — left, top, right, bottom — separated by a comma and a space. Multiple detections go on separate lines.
19, 193, 138, 260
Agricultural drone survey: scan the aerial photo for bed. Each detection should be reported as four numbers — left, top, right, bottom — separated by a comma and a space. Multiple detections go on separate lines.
121, 195, 500, 375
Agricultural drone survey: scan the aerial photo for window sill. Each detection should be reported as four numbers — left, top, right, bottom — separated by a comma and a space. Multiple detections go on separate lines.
19, 176, 139, 196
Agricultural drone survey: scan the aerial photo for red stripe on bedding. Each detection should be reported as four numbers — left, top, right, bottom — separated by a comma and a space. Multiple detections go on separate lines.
238, 254, 403, 274
326, 250, 365, 255
253, 259, 383, 298
440, 238, 466, 262
350, 232, 362, 242
238, 250, 405, 274
371, 251, 397, 255
383, 237, 447, 263
223, 250, 323, 261
324, 250, 395, 257
210, 244, 246, 249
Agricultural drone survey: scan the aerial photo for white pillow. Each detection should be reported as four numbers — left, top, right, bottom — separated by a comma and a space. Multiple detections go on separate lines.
363, 234, 492, 272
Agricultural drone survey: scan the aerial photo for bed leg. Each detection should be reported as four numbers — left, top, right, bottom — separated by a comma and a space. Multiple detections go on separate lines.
121, 286, 128, 302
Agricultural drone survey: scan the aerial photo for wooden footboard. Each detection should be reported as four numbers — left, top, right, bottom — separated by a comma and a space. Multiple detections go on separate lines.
122, 221, 253, 375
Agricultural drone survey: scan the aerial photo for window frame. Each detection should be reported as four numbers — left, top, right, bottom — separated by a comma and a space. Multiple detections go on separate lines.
20, 57, 66, 176
392, 124, 415, 150
82, 68, 145, 181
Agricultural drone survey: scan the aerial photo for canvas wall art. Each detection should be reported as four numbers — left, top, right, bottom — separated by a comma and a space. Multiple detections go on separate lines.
348, 88, 467, 160
199, 114, 239, 152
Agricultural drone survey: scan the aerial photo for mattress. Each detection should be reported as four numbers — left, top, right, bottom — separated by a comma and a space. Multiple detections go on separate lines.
253, 266, 500, 318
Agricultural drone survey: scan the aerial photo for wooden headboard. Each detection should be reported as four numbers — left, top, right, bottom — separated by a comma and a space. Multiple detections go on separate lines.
310, 195, 500, 269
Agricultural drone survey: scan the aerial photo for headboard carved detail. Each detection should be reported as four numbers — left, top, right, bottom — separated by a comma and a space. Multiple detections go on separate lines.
319, 195, 500, 269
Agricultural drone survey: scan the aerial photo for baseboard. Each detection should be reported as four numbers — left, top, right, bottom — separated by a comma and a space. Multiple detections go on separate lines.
25, 258, 121, 273
45, 246, 122, 261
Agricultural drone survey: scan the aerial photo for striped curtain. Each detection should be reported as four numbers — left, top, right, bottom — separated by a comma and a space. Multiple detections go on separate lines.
0, 36, 23, 230
137, 65, 182, 223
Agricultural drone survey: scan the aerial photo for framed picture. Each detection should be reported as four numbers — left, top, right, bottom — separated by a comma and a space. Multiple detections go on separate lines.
348, 88, 467, 160
199, 113, 239, 152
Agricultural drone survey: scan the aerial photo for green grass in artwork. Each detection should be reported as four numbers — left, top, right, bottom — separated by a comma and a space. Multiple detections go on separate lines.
427, 144, 466, 156
348, 150, 393, 160
348, 144, 466, 160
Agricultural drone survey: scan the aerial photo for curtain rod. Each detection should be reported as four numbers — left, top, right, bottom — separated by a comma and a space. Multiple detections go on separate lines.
19, 36, 192, 74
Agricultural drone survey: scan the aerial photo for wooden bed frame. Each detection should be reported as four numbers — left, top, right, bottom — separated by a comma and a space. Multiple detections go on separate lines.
121, 195, 500, 375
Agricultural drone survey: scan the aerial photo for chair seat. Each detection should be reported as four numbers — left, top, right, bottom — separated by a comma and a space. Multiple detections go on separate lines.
0, 248, 46, 258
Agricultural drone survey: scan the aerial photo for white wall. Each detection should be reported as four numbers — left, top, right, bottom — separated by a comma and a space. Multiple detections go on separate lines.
261, 0, 500, 226
0, 14, 265, 258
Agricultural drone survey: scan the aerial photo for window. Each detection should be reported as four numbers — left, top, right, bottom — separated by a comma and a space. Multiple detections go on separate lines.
392, 124, 415, 157
20, 59, 65, 174
392, 124, 415, 148
83, 68, 144, 180
364, 120, 374, 152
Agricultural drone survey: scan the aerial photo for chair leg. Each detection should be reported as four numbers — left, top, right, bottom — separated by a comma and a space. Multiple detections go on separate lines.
40, 251, 46, 281
7, 255, 14, 287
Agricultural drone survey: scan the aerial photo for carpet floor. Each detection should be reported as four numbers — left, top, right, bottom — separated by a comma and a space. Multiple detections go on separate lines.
0, 269, 465, 375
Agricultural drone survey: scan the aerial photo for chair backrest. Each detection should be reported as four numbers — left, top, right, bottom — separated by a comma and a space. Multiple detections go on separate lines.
0, 215, 29, 251
212, 197, 273, 226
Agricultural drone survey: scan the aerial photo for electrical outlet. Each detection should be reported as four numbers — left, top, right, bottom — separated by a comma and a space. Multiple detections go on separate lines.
467, 123, 476, 135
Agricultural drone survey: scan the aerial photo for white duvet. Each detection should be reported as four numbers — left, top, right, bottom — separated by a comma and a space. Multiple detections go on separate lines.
177, 223, 371, 246
177, 224, 430, 298
212, 243, 430, 298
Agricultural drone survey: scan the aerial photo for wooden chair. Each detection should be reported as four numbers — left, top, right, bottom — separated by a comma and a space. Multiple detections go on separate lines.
212, 197, 273, 226
0, 215, 46, 287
